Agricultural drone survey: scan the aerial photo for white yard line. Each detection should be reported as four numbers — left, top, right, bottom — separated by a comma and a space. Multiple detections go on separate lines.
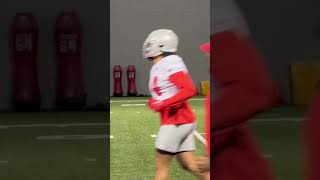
151, 134, 157, 138
0, 123, 108, 129
84, 158, 97, 162
252, 117, 303, 122
189, 99, 205, 101
0, 160, 8, 164
193, 130, 207, 145
111, 98, 205, 103
0, 118, 301, 130
36, 134, 110, 140
121, 104, 146, 107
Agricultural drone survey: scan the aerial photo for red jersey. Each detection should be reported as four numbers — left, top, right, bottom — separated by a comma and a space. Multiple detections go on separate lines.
211, 31, 280, 129
149, 55, 197, 125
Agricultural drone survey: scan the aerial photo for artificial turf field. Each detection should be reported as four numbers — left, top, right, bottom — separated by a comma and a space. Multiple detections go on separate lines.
111, 96, 305, 180
111, 97, 207, 180
0, 112, 109, 180
0, 96, 305, 180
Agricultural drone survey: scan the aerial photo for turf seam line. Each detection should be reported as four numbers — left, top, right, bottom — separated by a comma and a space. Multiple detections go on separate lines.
252, 118, 302, 122
84, 158, 97, 162
121, 104, 146, 107
0, 123, 109, 129
36, 134, 111, 140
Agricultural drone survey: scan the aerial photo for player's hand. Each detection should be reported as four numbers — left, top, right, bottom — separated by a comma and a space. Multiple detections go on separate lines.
196, 155, 210, 173
147, 98, 165, 112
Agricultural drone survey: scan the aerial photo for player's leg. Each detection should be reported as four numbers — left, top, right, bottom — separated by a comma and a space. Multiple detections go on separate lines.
154, 150, 173, 180
177, 151, 209, 179
202, 172, 210, 180
176, 151, 197, 174
154, 125, 181, 180
175, 123, 209, 179
196, 155, 210, 173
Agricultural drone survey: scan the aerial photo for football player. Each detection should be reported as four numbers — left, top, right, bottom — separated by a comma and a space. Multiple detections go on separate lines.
212, 0, 280, 179
143, 29, 208, 180
195, 42, 211, 176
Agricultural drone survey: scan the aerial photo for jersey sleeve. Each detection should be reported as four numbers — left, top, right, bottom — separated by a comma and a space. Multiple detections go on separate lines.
162, 71, 197, 106
165, 56, 188, 76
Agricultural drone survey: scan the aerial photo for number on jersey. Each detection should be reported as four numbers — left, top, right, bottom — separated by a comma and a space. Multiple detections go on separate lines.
152, 76, 162, 96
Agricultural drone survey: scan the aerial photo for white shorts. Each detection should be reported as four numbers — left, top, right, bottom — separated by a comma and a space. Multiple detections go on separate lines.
155, 123, 196, 153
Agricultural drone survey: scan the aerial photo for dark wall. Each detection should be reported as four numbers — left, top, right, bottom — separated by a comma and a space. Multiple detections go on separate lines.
237, 0, 320, 102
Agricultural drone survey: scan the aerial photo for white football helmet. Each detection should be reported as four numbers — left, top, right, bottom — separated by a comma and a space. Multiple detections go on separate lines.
142, 29, 179, 58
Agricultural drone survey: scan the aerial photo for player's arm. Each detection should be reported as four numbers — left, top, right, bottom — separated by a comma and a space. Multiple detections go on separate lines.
148, 71, 197, 111
163, 71, 197, 106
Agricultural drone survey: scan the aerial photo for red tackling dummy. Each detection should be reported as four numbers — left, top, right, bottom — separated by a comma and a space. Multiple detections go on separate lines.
211, 31, 280, 180
305, 94, 320, 180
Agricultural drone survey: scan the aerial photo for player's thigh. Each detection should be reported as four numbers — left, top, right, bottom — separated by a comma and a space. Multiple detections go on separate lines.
176, 151, 197, 170
156, 123, 195, 153
155, 151, 173, 170
155, 125, 181, 153
178, 127, 196, 152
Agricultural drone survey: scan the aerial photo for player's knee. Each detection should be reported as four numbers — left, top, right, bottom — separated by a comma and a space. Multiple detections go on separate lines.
180, 163, 197, 173
183, 164, 206, 177
180, 163, 189, 171
155, 166, 169, 180
155, 162, 169, 173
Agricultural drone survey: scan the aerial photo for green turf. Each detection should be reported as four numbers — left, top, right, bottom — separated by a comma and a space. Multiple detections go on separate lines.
250, 105, 306, 180
0, 112, 108, 180
0, 97, 307, 180
252, 121, 303, 180
110, 96, 207, 180
111, 97, 305, 180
